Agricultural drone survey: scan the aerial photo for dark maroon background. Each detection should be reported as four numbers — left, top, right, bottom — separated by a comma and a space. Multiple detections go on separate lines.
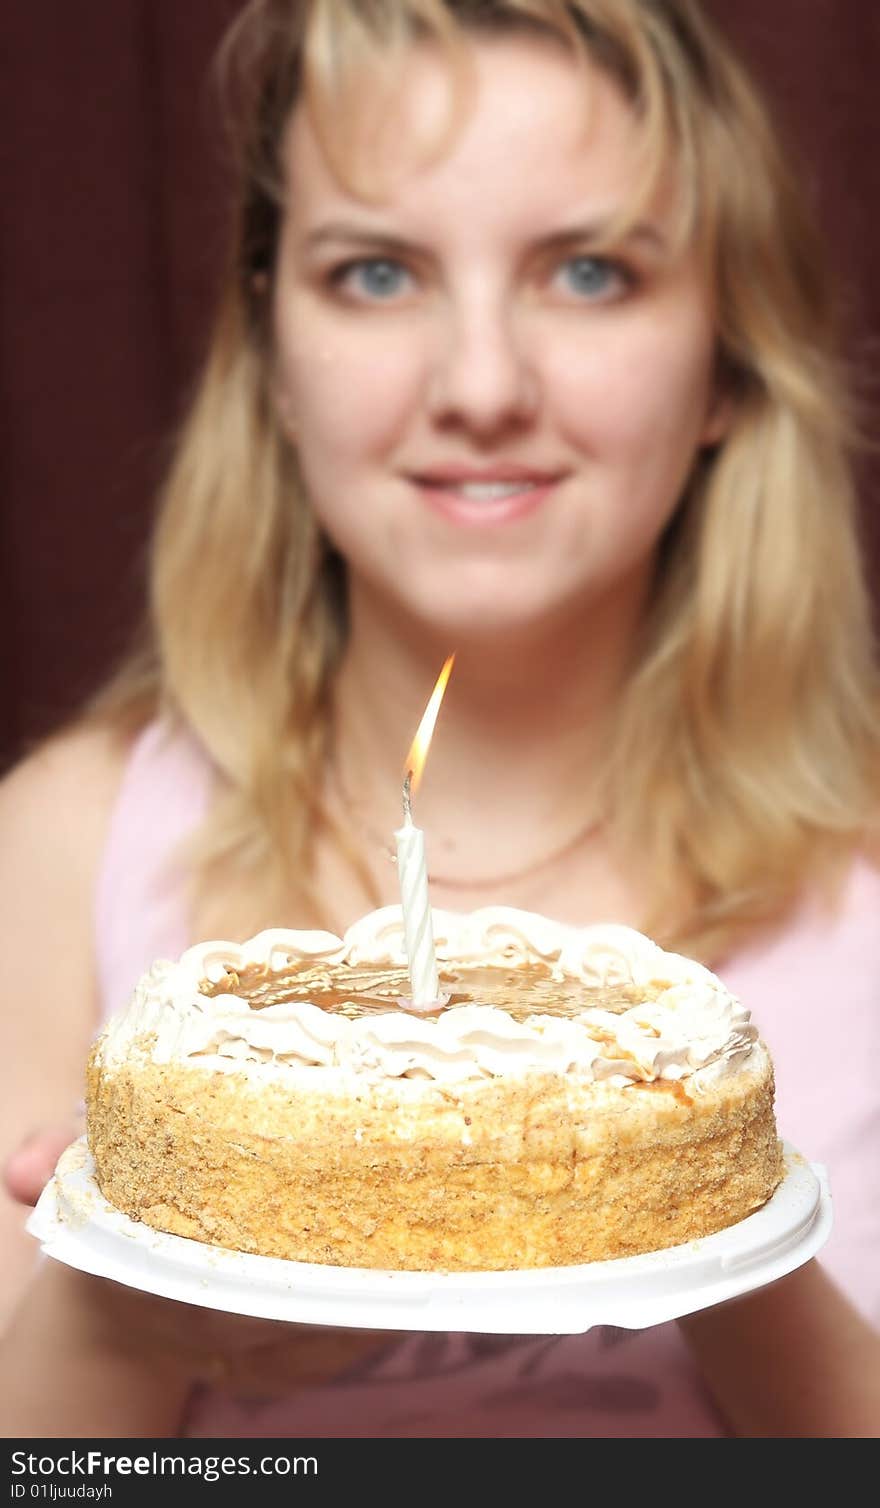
2, 2, 879, 771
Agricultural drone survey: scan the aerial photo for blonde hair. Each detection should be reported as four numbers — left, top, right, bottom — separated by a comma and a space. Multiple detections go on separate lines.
93, 0, 880, 959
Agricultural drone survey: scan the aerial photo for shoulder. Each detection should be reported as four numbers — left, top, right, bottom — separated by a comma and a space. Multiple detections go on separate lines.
0, 719, 134, 855
720, 844, 880, 1004
0, 719, 147, 1112
0, 720, 140, 1016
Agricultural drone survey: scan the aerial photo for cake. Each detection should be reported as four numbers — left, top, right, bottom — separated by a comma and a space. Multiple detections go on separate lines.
85, 906, 784, 1271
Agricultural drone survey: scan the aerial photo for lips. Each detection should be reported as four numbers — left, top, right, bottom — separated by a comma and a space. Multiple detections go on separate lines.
407, 465, 566, 525
411, 464, 564, 487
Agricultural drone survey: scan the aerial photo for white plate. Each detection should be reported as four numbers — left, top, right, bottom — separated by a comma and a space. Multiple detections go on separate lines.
27, 1138, 831, 1334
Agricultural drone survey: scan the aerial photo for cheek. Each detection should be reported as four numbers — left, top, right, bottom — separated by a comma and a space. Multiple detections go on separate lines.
552, 322, 716, 465
275, 302, 421, 463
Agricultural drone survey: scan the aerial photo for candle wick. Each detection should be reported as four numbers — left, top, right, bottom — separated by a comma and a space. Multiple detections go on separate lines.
402, 770, 414, 824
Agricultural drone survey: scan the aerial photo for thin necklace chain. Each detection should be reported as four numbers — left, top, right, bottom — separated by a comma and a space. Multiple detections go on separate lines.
329, 759, 603, 892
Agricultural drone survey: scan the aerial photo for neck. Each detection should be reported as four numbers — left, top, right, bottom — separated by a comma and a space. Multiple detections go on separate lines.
330, 571, 650, 878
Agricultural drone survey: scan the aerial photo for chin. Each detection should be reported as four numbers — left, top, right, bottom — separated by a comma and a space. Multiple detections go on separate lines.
401, 587, 581, 645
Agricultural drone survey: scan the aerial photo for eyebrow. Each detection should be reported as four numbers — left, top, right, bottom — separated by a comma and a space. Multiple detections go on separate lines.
301, 218, 668, 256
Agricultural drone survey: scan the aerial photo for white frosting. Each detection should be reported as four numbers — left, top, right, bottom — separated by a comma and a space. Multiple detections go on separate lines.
97, 906, 759, 1089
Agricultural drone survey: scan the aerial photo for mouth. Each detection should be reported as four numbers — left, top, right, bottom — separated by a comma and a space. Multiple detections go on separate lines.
408, 471, 565, 525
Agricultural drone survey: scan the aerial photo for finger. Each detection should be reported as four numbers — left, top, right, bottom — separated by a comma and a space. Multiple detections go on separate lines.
3, 1121, 83, 1207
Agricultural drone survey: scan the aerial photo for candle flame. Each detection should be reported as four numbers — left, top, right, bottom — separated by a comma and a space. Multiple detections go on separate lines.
405, 654, 455, 797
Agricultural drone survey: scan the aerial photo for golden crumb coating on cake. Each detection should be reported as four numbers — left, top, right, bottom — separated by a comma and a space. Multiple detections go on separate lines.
86, 1043, 782, 1271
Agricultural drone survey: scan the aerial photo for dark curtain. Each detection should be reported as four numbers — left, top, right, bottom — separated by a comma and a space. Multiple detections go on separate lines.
2, 1, 879, 770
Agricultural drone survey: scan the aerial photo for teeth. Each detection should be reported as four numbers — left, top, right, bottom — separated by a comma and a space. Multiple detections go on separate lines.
446, 481, 540, 500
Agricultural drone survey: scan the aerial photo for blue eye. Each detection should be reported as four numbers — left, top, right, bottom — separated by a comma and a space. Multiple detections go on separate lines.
337, 258, 411, 301
558, 256, 625, 301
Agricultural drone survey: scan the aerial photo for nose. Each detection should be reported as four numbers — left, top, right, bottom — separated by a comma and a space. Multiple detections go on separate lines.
426, 293, 540, 438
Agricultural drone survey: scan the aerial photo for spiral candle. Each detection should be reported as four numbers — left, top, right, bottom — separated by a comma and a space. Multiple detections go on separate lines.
394, 656, 454, 1003
395, 772, 440, 1003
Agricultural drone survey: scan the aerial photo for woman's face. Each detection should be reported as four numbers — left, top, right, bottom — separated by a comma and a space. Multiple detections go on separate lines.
273, 36, 726, 638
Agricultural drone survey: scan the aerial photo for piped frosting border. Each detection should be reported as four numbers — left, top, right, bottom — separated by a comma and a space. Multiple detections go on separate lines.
96, 905, 760, 1089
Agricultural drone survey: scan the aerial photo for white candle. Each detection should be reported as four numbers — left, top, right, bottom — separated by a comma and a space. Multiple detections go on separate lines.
395, 771, 440, 1004
394, 654, 455, 1006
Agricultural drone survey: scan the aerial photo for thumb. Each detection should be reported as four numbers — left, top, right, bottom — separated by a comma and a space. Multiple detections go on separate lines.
3, 1116, 85, 1207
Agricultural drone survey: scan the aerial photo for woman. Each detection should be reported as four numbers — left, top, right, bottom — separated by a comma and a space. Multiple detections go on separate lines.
2, 0, 879, 1437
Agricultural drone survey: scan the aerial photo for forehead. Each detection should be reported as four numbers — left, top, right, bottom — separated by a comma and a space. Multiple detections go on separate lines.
283, 35, 657, 235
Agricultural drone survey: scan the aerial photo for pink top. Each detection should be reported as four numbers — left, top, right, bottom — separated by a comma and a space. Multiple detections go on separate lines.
95, 721, 880, 1438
